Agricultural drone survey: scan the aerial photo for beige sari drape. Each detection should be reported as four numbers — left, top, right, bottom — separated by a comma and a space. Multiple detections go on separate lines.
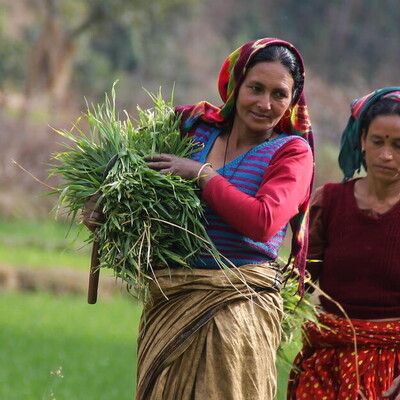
136, 263, 283, 400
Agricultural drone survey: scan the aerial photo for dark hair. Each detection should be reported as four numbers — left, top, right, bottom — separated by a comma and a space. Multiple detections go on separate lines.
361, 98, 400, 134
246, 45, 303, 103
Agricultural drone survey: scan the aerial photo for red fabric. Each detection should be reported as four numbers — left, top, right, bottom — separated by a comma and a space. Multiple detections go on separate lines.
316, 180, 400, 319
288, 313, 400, 400
202, 138, 313, 243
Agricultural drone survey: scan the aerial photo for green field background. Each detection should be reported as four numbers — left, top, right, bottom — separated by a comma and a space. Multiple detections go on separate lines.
0, 219, 300, 399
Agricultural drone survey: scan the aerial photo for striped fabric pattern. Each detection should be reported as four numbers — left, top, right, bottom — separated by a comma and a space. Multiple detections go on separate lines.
190, 122, 302, 268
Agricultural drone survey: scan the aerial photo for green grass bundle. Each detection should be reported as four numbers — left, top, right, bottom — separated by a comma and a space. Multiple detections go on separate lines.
49, 85, 222, 301
276, 266, 321, 373
279, 272, 319, 340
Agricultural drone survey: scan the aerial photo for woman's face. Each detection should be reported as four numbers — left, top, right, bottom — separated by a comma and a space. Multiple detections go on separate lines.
362, 114, 400, 183
234, 60, 294, 138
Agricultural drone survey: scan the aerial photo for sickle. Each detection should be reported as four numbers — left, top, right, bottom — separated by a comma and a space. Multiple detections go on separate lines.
87, 154, 118, 304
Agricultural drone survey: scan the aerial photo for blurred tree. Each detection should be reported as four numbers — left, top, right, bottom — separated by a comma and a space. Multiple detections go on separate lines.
211, 0, 400, 87
0, 2, 29, 91
1, 0, 399, 108
23, 0, 195, 105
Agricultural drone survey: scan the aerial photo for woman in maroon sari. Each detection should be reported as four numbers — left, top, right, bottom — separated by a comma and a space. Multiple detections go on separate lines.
288, 88, 400, 400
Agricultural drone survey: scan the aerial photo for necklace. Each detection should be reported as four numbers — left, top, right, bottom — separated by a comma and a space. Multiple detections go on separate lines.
223, 130, 275, 180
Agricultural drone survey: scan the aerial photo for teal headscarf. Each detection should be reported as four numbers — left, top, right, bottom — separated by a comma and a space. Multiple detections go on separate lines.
338, 86, 400, 181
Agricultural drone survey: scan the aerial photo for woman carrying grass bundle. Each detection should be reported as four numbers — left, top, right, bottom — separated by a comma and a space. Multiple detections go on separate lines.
287, 88, 400, 400
84, 37, 314, 399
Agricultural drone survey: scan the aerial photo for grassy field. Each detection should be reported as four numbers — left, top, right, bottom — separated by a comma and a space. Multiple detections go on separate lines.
1, 218, 300, 399
0, 218, 90, 270
1, 292, 141, 400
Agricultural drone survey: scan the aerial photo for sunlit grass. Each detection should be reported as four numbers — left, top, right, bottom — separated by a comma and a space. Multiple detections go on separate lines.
0, 218, 90, 269
0, 218, 303, 399
0, 291, 142, 400
0, 290, 301, 400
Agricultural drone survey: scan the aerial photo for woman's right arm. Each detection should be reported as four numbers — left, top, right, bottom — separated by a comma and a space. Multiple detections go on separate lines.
200, 139, 313, 242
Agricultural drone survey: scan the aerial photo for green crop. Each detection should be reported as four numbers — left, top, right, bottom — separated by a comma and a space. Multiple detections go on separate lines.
49, 84, 223, 301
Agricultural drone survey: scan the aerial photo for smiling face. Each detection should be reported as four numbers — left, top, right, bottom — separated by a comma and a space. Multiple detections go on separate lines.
361, 114, 400, 183
233, 61, 294, 140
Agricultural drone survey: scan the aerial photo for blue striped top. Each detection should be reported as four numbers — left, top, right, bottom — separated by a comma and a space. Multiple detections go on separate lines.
189, 122, 301, 269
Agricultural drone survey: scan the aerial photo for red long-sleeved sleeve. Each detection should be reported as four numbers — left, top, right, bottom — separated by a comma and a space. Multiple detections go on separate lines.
201, 139, 314, 242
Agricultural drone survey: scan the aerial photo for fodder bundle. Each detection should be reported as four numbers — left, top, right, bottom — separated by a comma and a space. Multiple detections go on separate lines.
49, 86, 221, 301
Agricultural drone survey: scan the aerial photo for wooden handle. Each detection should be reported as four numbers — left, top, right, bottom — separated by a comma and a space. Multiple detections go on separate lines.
88, 239, 100, 304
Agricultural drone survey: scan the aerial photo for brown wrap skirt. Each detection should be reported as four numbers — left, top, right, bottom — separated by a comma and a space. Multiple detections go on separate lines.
135, 263, 283, 400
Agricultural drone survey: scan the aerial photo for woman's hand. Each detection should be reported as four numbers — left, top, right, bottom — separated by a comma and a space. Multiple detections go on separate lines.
145, 154, 203, 180
383, 375, 400, 399
82, 193, 104, 232
145, 154, 217, 188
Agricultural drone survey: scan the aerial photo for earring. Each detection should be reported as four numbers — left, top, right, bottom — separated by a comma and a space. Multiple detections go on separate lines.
284, 108, 292, 118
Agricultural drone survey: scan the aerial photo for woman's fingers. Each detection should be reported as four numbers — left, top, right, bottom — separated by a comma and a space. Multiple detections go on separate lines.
146, 155, 176, 172
145, 153, 205, 180
145, 154, 174, 163
146, 161, 172, 171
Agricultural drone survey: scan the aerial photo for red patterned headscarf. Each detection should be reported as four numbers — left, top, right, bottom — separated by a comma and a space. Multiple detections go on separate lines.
176, 38, 314, 292
177, 38, 313, 143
